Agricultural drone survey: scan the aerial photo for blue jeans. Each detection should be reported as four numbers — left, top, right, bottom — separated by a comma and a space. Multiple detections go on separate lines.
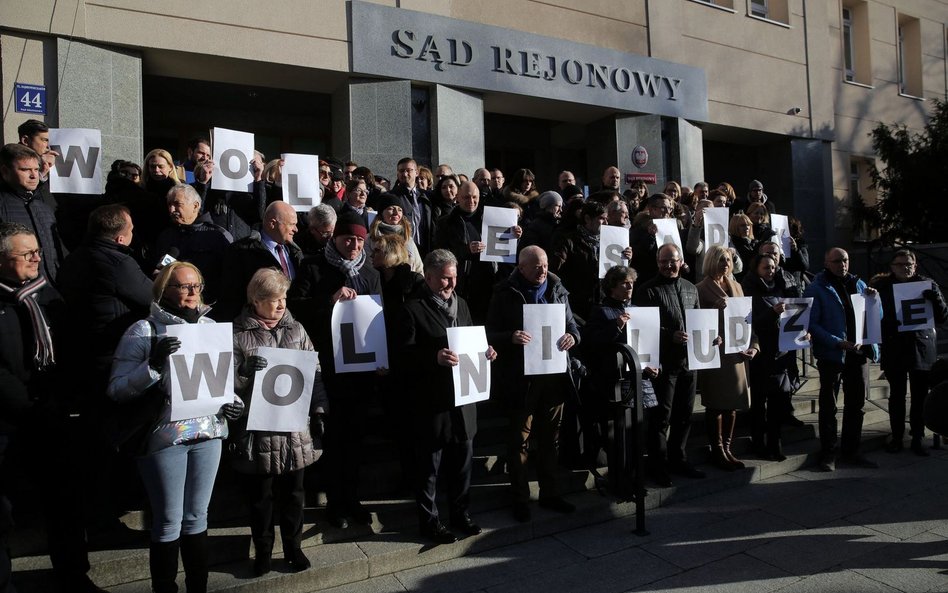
138, 439, 221, 542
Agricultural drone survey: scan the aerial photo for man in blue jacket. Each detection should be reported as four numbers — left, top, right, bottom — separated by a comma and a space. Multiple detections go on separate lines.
804, 247, 879, 471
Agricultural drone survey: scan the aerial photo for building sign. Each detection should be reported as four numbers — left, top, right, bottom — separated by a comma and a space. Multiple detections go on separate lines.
14, 83, 47, 115
627, 173, 657, 184
632, 145, 649, 168
350, 1, 708, 122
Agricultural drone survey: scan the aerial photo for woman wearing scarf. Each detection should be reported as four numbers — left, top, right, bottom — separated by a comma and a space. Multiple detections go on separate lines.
369, 193, 423, 273
108, 261, 243, 593
695, 245, 758, 471
289, 211, 381, 529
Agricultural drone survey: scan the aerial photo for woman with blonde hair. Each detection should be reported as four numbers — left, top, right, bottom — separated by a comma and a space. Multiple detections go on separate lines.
696, 245, 758, 471
109, 261, 242, 593
729, 213, 757, 281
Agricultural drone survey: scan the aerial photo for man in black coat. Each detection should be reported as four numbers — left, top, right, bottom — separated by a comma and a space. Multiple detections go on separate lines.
217, 201, 303, 321
289, 211, 381, 529
487, 246, 580, 522
0, 143, 66, 283
400, 249, 496, 543
391, 157, 433, 255
633, 243, 704, 486
0, 222, 106, 593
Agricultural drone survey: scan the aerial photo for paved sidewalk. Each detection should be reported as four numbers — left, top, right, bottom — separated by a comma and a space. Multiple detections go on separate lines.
317, 448, 948, 593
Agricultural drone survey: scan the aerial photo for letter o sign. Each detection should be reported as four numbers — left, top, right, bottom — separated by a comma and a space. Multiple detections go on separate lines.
261, 365, 304, 406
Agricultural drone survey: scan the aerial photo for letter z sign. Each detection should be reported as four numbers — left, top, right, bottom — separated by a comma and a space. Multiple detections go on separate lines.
15, 83, 46, 115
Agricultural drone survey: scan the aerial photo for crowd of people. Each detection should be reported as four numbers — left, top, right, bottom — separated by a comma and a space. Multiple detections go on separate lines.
1, 118, 947, 593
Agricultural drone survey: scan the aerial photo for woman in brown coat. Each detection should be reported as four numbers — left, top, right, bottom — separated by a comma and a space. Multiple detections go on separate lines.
696, 245, 758, 471
230, 268, 329, 576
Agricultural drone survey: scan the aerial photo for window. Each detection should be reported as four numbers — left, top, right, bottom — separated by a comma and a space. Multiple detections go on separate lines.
841, 1, 871, 85
848, 158, 877, 241
897, 13, 923, 97
689, 0, 735, 9
747, 0, 788, 25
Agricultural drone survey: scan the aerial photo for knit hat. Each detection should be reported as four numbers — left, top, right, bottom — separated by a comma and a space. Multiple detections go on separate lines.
538, 191, 563, 210
748, 179, 763, 191
333, 211, 367, 239
562, 184, 584, 200
377, 192, 408, 214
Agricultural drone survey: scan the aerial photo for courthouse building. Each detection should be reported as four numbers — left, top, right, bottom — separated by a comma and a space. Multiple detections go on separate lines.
1, 0, 946, 255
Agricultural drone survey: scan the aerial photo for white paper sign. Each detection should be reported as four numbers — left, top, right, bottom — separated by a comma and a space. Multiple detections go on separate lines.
281, 153, 320, 212
625, 307, 660, 369
446, 326, 491, 406
245, 347, 317, 432
49, 128, 102, 195
523, 303, 567, 375
481, 206, 519, 263
653, 218, 683, 254
703, 207, 730, 249
599, 225, 630, 278
893, 281, 934, 332
850, 294, 882, 347
685, 309, 720, 370
367, 210, 378, 228
331, 294, 389, 373
165, 323, 236, 422
724, 296, 754, 354
211, 127, 255, 192
770, 214, 792, 257
778, 297, 813, 351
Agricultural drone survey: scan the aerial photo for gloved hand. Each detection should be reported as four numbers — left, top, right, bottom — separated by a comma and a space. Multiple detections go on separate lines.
149, 337, 181, 371
238, 355, 268, 378
311, 413, 326, 439
220, 398, 245, 420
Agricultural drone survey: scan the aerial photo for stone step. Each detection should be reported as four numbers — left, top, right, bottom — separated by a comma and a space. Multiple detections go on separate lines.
9, 415, 905, 593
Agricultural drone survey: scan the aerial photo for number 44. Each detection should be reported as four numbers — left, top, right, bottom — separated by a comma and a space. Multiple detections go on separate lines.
20, 92, 43, 108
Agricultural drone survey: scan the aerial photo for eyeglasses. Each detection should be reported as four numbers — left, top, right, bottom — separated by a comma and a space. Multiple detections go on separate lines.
891, 262, 915, 268
167, 283, 204, 294
7, 248, 42, 261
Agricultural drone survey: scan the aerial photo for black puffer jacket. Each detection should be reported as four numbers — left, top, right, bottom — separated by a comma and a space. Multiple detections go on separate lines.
153, 213, 234, 303
217, 232, 303, 322
632, 273, 699, 370
0, 181, 66, 283
551, 228, 599, 324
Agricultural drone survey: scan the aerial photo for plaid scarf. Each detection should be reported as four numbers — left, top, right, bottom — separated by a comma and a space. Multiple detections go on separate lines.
0, 275, 55, 370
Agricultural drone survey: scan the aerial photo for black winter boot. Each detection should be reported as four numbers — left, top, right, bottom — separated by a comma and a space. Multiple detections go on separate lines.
149, 539, 179, 593
180, 531, 208, 593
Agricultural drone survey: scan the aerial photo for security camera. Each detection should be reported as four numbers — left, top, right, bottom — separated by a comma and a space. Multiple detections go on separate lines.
787, 107, 802, 115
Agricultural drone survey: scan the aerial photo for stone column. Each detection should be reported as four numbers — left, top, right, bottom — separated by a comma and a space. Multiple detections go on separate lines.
586, 114, 665, 194
667, 117, 704, 190
333, 79, 413, 180
56, 38, 143, 167
790, 138, 833, 259
431, 85, 484, 178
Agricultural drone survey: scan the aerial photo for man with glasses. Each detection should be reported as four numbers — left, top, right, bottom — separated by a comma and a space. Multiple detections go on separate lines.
872, 250, 948, 456
218, 201, 302, 321
0, 143, 64, 283
0, 222, 108, 593
634, 243, 704, 486
733, 179, 775, 215
392, 157, 432, 256
804, 247, 879, 471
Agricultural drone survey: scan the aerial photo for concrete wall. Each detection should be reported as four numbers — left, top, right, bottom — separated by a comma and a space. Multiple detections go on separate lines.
333, 79, 413, 180
431, 85, 485, 179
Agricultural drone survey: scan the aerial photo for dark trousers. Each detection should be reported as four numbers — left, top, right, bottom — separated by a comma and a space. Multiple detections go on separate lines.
749, 367, 792, 448
886, 369, 929, 441
507, 378, 565, 504
648, 368, 696, 466
241, 469, 306, 552
323, 376, 373, 512
414, 439, 473, 527
817, 356, 869, 456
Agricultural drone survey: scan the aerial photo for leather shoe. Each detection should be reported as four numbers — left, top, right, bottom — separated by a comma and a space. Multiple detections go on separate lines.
538, 497, 575, 514
885, 440, 904, 453
669, 461, 706, 479
285, 547, 311, 572
253, 551, 272, 576
420, 522, 458, 544
818, 453, 836, 472
513, 502, 531, 522
327, 509, 350, 529
450, 513, 482, 536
